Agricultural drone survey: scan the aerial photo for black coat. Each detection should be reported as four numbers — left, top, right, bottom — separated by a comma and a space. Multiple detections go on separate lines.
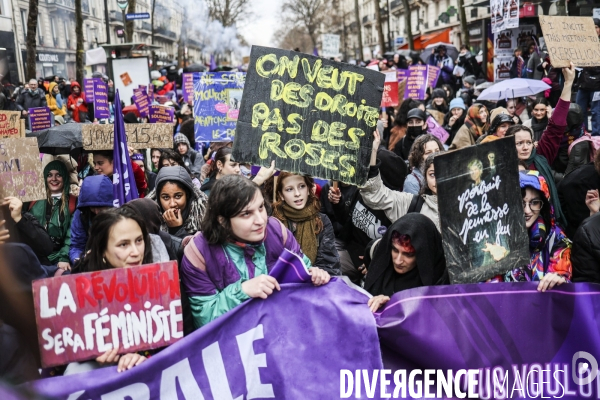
572, 213, 600, 283
16, 88, 47, 111
557, 163, 600, 238
1, 205, 54, 265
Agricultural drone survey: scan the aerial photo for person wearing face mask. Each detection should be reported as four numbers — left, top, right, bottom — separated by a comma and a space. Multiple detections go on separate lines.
449, 103, 489, 149
272, 172, 340, 276
361, 132, 443, 231
442, 98, 467, 144
398, 108, 428, 160
66, 81, 88, 122
364, 213, 448, 312
496, 171, 571, 292
45, 82, 66, 118
180, 174, 330, 329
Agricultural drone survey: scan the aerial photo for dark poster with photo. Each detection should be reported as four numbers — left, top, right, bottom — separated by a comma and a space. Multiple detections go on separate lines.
231, 46, 385, 186
435, 137, 529, 283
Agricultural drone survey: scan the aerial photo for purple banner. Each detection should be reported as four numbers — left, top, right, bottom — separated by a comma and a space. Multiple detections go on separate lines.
404, 65, 428, 100
133, 89, 150, 118
83, 78, 99, 103
148, 105, 174, 124
182, 73, 196, 104
93, 80, 110, 120
28, 107, 52, 132
112, 90, 139, 207
427, 65, 441, 89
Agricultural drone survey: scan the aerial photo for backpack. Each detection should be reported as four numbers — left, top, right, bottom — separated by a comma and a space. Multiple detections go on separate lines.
407, 194, 425, 214
29, 195, 77, 226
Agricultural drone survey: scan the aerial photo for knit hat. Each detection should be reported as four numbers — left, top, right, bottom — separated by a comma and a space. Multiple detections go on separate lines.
463, 76, 476, 86
432, 88, 446, 100
44, 160, 71, 193
173, 133, 191, 148
449, 98, 466, 111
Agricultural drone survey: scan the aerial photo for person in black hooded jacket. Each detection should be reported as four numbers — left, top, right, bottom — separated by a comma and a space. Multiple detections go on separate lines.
395, 108, 428, 160
571, 213, 600, 284
365, 213, 448, 312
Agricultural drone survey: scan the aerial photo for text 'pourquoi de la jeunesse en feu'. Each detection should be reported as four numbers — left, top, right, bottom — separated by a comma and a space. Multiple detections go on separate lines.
250, 54, 379, 179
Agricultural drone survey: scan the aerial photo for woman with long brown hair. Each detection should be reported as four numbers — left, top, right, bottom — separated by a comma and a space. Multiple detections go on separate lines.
272, 172, 340, 276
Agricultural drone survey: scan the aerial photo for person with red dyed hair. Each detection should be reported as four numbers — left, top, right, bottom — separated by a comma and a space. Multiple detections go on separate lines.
364, 213, 448, 312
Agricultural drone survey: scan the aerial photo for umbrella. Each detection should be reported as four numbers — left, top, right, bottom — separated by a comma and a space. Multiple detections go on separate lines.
183, 63, 206, 73
475, 81, 494, 90
34, 122, 83, 156
420, 42, 459, 62
476, 78, 551, 101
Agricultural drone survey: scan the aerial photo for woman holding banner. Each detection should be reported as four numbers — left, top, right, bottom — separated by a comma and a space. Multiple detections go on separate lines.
272, 172, 340, 276
180, 174, 330, 328
360, 132, 442, 231
364, 213, 448, 312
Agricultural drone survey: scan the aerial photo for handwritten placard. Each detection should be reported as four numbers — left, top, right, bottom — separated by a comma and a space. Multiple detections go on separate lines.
28, 107, 53, 132
32, 261, 183, 368
231, 46, 384, 186
0, 137, 45, 201
82, 123, 173, 150
435, 137, 529, 283
148, 105, 174, 124
93, 80, 110, 119
0, 111, 25, 138
539, 16, 600, 68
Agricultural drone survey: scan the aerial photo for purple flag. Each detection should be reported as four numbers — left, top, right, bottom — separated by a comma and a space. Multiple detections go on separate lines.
313, 47, 319, 56
112, 90, 139, 207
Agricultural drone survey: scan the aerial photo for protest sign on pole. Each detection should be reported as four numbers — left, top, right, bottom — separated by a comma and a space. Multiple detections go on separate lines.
113, 89, 139, 206
426, 65, 441, 89
32, 261, 182, 368
0, 137, 46, 202
434, 137, 530, 283
93, 80, 110, 119
0, 111, 25, 138
231, 46, 384, 186
193, 71, 245, 142
132, 88, 150, 118
83, 78, 98, 102
397, 69, 408, 103
28, 107, 53, 132
82, 124, 173, 150
539, 16, 600, 68
148, 105, 174, 124
381, 71, 399, 108
182, 73, 197, 104
321, 34, 341, 58
404, 65, 428, 100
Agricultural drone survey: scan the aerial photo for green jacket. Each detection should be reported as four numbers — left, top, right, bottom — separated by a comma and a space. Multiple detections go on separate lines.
29, 196, 72, 264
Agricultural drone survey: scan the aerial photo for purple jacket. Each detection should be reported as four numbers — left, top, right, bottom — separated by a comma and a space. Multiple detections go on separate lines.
181, 217, 302, 297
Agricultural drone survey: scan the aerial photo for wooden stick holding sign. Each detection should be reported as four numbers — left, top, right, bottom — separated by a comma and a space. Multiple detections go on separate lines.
82, 123, 174, 150
539, 16, 600, 68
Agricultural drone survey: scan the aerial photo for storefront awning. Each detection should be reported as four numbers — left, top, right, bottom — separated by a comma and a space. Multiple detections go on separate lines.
399, 27, 452, 50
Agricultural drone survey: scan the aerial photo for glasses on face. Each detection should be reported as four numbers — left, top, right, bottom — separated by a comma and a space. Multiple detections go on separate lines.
523, 199, 543, 211
516, 140, 533, 148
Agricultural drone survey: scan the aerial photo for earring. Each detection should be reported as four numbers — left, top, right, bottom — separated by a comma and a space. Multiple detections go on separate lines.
102, 257, 107, 264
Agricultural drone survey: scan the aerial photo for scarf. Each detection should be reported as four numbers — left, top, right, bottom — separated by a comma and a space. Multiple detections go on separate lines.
464, 104, 488, 140
364, 213, 447, 297
530, 117, 548, 142
505, 216, 548, 282
273, 202, 321, 263
524, 148, 566, 227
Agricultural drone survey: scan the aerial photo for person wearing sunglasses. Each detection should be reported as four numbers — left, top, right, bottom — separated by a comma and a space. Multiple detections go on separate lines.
499, 171, 572, 292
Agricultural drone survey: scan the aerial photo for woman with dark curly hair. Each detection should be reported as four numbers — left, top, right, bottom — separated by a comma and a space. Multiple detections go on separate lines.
403, 134, 444, 194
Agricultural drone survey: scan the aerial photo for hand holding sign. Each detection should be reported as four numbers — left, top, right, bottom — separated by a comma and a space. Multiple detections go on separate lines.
370, 130, 381, 166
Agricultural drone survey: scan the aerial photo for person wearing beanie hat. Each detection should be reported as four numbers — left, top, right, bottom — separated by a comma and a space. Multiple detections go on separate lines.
443, 98, 467, 144
427, 88, 448, 113
575, 19, 600, 137
173, 133, 204, 180
28, 160, 75, 271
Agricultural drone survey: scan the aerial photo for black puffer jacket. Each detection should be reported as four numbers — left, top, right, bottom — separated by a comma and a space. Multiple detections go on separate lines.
282, 213, 341, 276
558, 163, 600, 238
572, 213, 600, 283
16, 88, 47, 111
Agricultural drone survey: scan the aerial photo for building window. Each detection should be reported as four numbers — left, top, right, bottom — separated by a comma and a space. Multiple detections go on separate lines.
64, 20, 71, 48
37, 17, 43, 45
51, 18, 58, 46
20, 9, 27, 41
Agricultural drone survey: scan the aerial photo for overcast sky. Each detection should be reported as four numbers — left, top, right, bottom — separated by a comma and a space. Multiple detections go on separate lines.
238, 0, 282, 47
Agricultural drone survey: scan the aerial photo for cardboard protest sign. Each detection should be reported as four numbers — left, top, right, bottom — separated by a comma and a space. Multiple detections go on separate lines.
381, 71, 399, 108
93, 80, 110, 119
397, 69, 408, 105
82, 123, 173, 150
232, 46, 384, 186
32, 261, 183, 368
148, 105, 174, 123
322, 34, 340, 58
404, 65, 428, 100
28, 107, 53, 132
132, 88, 150, 118
193, 72, 245, 142
0, 137, 46, 201
434, 137, 529, 283
0, 111, 25, 138
181, 73, 196, 104
539, 16, 600, 68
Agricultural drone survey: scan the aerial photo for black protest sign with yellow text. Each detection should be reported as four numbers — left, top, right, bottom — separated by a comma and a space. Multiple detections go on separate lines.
232, 46, 385, 186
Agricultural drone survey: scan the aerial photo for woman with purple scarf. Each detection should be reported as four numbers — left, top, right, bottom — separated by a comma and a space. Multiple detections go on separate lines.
180, 174, 331, 329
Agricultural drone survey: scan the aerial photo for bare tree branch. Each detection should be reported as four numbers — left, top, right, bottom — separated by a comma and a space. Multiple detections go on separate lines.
207, 0, 252, 27
281, 0, 329, 48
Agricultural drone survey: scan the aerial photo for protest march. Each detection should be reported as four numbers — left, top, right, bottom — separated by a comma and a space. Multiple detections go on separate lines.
2, 4, 600, 399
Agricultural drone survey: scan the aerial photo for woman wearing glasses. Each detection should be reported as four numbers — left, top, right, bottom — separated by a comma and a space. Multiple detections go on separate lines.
499, 171, 572, 291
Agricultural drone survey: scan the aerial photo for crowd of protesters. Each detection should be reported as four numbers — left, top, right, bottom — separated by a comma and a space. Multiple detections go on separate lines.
1, 19, 600, 385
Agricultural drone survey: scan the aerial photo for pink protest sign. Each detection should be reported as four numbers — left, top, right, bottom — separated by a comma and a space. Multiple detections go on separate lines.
32, 261, 183, 368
